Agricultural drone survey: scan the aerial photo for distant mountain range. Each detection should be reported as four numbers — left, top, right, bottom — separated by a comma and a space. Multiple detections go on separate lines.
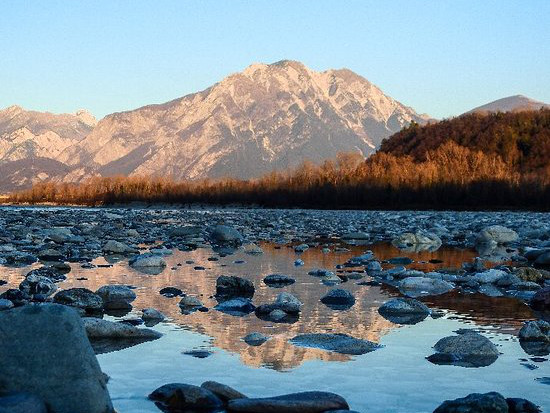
0, 60, 547, 192
467, 95, 549, 114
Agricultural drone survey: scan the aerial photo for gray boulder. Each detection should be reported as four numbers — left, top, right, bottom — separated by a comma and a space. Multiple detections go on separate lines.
392, 231, 442, 252
95, 285, 136, 310
82, 317, 162, 340
434, 392, 509, 413
518, 320, 550, 342
398, 277, 455, 297
210, 225, 243, 246
148, 383, 223, 412
320, 289, 355, 310
427, 331, 499, 367
53, 288, 103, 315
200, 381, 247, 402
227, 391, 349, 413
0, 304, 113, 413
215, 275, 254, 300
129, 253, 166, 269
378, 297, 430, 325
214, 297, 256, 316
18, 274, 57, 298
476, 225, 518, 245
243, 332, 270, 346
102, 240, 138, 254
0, 298, 14, 311
290, 333, 380, 355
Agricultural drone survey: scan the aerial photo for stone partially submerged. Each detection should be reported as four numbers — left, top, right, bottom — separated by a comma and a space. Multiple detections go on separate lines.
0, 304, 114, 413
148, 383, 223, 413
427, 330, 499, 367
290, 333, 380, 355
227, 391, 350, 413
398, 277, 455, 298
378, 297, 431, 325
82, 317, 162, 354
392, 231, 442, 252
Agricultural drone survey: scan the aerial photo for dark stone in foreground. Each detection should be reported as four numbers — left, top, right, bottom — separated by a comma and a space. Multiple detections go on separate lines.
433, 392, 541, 413
0, 304, 113, 413
290, 333, 380, 355
0, 393, 47, 413
148, 383, 223, 412
433, 392, 508, 412
200, 381, 247, 402
530, 286, 550, 311
53, 287, 104, 315
227, 391, 349, 413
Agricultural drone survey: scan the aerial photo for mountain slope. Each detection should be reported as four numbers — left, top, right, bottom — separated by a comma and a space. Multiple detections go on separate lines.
0, 105, 96, 163
58, 60, 429, 180
467, 95, 549, 114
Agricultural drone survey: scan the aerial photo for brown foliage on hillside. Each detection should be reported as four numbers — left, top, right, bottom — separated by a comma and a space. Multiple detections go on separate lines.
380, 108, 550, 173
8, 140, 550, 210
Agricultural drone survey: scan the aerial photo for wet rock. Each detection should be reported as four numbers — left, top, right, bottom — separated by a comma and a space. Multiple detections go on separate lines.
210, 225, 243, 246
102, 240, 138, 254
255, 292, 303, 320
0, 289, 30, 306
129, 253, 167, 272
243, 332, 270, 346
263, 274, 296, 287
0, 298, 14, 310
159, 287, 184, 298
427, 331, 499, 367
477, 225, 519, 245
392, 231, 442, 252
18, 274, 57, 298
142, 308, 165, 322
0, 304, 114, 413
53, 288, 103, 315
530, 286, 550, 311
506, 398, 542, 413
179, 295, 203, 308
243, 243, 263, 255
294, 243, 309, 253
378, 297, 430, 325
82, 317, 162, 339
215, 275, 254, 300
214, 297, 256, 316
0, 392, 47, 413
96, 285, 136, 310
183, 350, 212, 358
26, 267, 66, 283
518, 320, 550, 356
398, 277, 455, 298
475, 269, 508, 284
290, 333, 380, 355
37, 248, 65, 262
200, 381, 247, 402
433, 392, 509, 413
320, 289, 355, 310
342, 231, 369, 240
4, 252, 38, 267
227, 391, 349, 413
148, 383, 223, 412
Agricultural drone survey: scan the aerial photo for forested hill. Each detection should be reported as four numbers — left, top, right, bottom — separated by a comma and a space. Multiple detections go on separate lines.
379, 109, 550, 172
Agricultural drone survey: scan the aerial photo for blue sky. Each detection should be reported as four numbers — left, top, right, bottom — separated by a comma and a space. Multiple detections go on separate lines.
1, 1, 548, 119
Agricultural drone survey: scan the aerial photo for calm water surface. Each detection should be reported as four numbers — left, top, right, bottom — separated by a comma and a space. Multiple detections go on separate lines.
2, 242, 548, 412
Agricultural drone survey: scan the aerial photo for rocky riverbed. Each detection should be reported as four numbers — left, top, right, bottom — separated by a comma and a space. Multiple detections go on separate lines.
0, 206, 549, 412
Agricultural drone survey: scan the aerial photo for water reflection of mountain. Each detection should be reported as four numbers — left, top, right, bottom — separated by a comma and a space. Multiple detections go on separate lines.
1, 242, 532, 370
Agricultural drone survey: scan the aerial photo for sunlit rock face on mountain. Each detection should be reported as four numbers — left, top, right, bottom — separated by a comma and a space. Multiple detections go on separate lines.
0, 105, 96, 190
59, 60, 430, 180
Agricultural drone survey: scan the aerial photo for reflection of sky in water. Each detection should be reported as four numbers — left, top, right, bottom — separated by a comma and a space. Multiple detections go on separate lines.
1, 243, 548, 412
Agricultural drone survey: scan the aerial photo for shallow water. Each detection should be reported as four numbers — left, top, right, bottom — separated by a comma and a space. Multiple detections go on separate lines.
2, 242, 549, 412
